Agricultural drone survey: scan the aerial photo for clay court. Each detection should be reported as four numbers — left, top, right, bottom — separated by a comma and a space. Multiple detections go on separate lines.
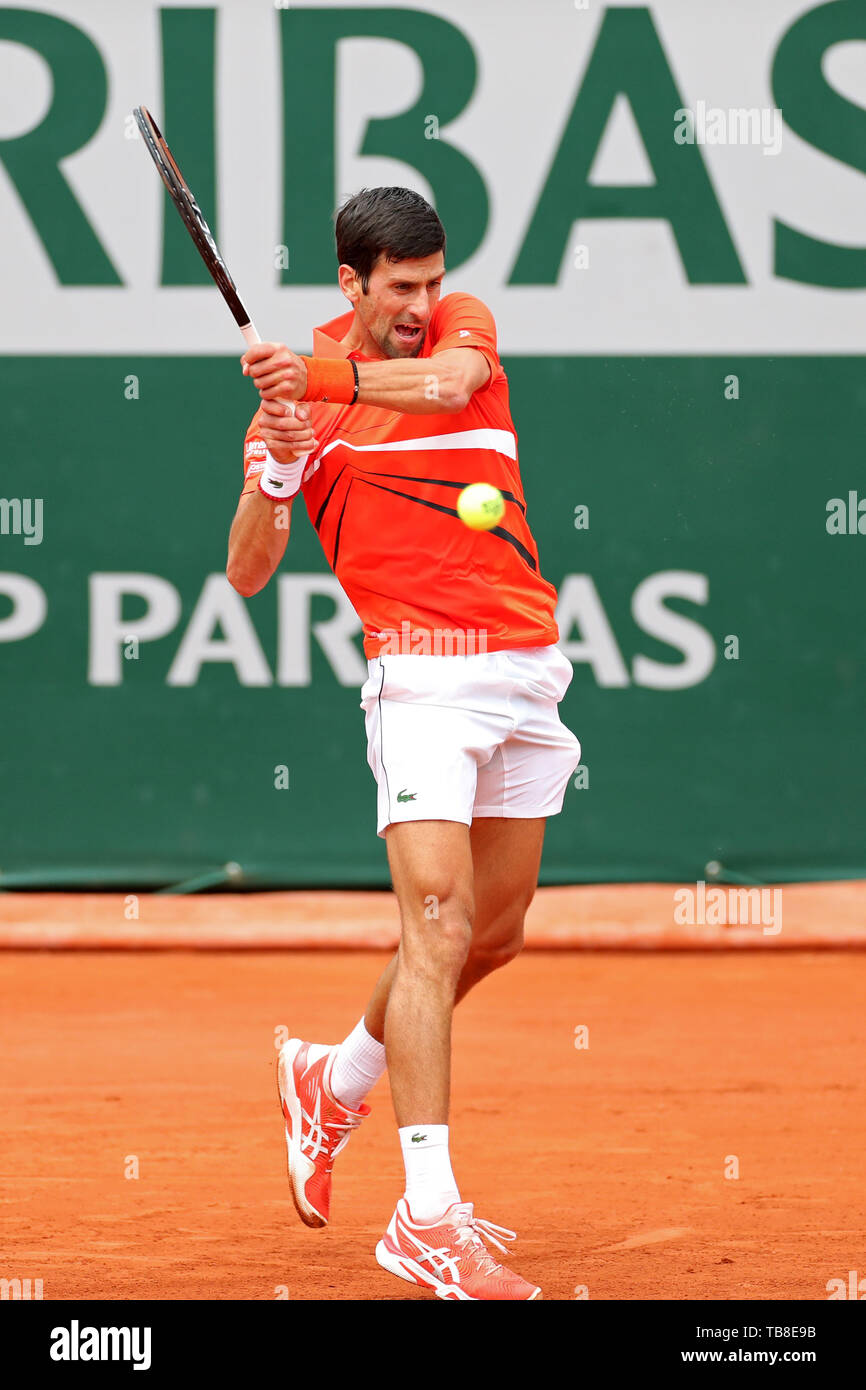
2, 885, 864, 1302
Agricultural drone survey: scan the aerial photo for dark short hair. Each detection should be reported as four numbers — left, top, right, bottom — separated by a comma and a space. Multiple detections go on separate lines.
335, 187, 446, 293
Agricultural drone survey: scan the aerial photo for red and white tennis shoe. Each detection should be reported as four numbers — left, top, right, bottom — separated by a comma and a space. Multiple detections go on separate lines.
277, 1038, 370, 1228
376, 1198, 542, 1300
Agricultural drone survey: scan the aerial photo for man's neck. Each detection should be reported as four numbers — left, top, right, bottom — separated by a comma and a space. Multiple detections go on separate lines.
339, 315, 387, 361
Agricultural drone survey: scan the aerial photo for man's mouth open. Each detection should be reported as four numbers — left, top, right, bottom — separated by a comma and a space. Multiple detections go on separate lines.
394, 322, 424, 345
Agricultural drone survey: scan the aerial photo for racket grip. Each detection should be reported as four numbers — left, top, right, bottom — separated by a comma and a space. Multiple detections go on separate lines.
241, 322, 303, 429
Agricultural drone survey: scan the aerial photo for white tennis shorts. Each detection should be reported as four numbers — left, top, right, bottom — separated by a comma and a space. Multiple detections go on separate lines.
359, 644, 581, 837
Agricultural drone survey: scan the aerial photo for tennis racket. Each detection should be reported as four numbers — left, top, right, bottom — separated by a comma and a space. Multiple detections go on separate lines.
133, 104, 260, 347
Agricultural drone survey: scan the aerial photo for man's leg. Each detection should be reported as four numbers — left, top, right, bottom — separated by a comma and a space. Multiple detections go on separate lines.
372, 815, 546, 1299
458, 815, 545, 1000
381, 819, 475, 1124
351, 816, 546, 1047
330, 816, 544, 1129
360, 818, 472, 1225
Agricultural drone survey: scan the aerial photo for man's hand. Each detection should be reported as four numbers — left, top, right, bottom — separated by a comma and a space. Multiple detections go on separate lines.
241, 342, 308, 400
257, 400, 318, 464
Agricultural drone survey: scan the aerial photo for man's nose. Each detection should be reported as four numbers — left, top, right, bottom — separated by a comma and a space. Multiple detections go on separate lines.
406, 290, 428, 321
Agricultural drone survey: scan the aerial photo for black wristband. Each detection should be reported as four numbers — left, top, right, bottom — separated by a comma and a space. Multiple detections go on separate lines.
349, 357, 360, 404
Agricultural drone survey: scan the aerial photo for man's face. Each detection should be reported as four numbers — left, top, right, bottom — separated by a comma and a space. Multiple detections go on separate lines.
345, 252, 445, 359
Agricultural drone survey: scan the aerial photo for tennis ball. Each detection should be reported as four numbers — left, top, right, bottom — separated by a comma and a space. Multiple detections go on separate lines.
457, 482, 505, 531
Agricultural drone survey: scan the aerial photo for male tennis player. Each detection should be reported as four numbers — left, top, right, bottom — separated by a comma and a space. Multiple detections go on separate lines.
228, 187, 580, 1301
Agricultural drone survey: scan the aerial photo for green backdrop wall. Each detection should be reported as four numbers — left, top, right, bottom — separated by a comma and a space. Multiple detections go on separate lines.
3, 0, 866, 887
2, 355, 863, 887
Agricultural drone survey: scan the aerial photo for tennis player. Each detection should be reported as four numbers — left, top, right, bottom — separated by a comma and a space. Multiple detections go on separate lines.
228, 187, 580, 1301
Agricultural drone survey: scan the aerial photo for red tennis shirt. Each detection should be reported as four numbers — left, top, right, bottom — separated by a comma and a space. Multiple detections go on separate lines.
240, 292, 560, 658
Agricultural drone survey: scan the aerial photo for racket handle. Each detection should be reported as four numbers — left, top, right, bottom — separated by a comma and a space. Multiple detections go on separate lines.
242, 320, 302, 425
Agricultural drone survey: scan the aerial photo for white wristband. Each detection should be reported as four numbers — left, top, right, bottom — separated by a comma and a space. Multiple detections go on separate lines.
257, 446, 310, 500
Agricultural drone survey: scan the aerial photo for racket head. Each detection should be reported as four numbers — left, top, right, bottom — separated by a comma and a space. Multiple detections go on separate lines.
134, 104, 253, 334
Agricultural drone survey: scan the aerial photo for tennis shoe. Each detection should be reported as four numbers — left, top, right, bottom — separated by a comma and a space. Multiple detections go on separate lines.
277, 1038, 369, 1227
376, 1197, 542, 1300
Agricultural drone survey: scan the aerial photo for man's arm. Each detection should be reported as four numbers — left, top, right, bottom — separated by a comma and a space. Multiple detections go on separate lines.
226, 490, 292, 597
245, 344, 491, 419
226, 402, 317, 596
354, 347, 491, 413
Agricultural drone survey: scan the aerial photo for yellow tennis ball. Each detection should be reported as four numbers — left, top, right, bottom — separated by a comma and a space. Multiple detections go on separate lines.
457, 483, 505, 531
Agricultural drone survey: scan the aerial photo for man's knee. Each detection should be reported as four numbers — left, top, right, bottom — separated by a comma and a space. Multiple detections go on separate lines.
399, 889, 474, 979
465, 918, 525, 981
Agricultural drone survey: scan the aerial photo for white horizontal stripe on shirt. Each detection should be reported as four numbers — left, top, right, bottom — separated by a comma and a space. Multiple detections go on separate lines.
320, 427, 517, 462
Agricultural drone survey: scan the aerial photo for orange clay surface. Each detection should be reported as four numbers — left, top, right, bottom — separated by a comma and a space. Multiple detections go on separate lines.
2, 944, 865, 1301
1, 882, 865, 948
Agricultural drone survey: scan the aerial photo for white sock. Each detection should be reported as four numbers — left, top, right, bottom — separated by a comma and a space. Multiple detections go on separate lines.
399, 1124, 461, 1224
329, 1017, 387, 1111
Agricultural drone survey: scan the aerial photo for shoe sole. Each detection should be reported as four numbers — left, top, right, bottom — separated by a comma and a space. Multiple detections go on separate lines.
375, 1239, 542, 1301
277, 1040, 326, 1229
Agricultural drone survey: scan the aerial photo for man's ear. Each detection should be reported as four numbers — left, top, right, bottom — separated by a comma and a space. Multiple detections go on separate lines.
338, 263, 360, 305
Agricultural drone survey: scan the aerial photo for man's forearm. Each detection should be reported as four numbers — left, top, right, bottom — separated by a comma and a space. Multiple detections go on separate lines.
243, 342, 491, 417
353, 357, 469, 414
226, 490, 292, 597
